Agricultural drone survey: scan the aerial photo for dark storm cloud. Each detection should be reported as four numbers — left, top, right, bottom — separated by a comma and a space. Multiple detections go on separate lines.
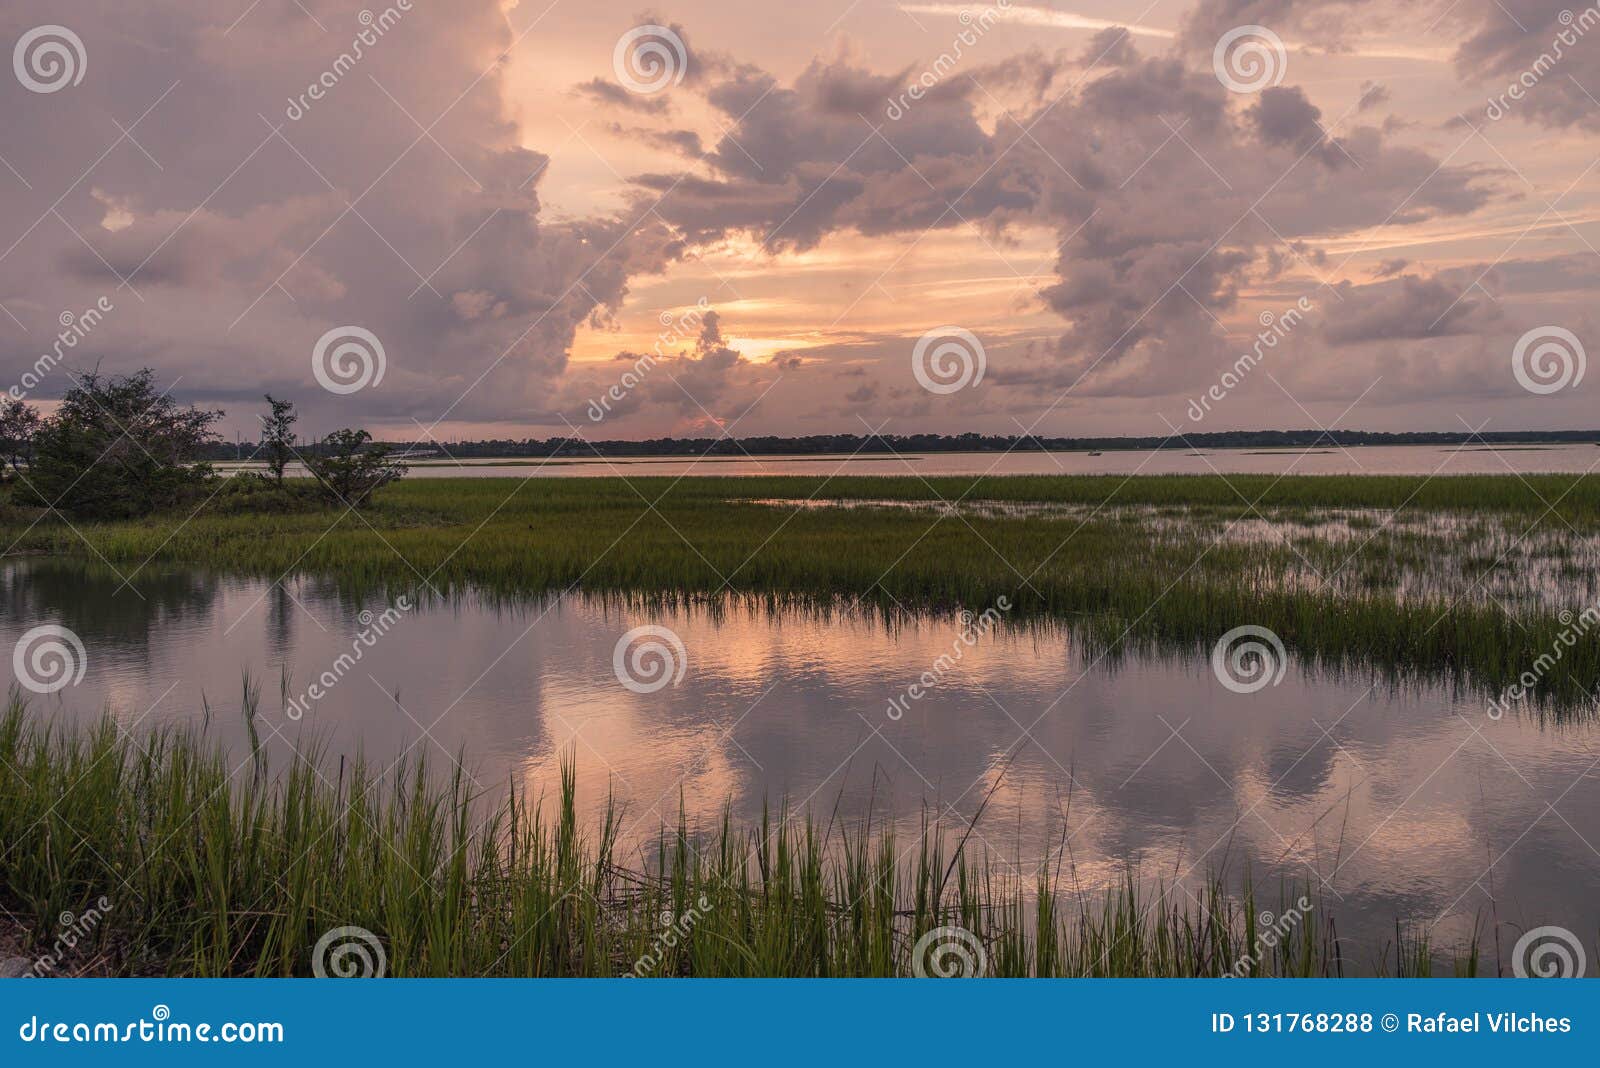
1, 0, 1579, 437
0, 0, 678, 433
1319, 271, 1503, 346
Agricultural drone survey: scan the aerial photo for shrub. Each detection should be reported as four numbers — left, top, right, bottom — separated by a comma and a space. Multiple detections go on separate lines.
0, 397, 40, 480
304, 428, 405, 507
17, 369, 222, 519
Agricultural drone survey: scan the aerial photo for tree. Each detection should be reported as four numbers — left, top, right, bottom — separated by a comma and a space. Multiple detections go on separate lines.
0, 397, 41, 481
303, 428, 404, 507
18, 369, 223, 518
260, 395, 298, 484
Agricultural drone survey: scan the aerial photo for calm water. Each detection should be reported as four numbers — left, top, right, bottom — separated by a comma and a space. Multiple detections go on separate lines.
217, 443, 1600, 479
5, 557, 1598, 961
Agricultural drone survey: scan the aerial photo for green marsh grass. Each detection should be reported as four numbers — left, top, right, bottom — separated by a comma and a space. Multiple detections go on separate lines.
4, 473, 1600, 710
0, 697, 1482, 977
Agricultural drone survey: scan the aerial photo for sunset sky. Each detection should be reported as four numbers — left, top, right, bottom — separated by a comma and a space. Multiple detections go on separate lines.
2, 0, 1597, 440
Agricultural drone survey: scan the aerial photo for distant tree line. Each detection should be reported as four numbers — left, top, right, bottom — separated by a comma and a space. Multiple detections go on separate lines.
195, 427, 1600, 461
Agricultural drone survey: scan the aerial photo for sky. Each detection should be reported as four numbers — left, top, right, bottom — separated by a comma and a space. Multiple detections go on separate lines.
1, 0, 1597, 442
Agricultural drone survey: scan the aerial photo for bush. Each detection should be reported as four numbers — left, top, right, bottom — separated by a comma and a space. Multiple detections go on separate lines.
304, 428, 405, 507
201, 472, 327, 515
17, 369, 222, 519
0, 397, 40, 481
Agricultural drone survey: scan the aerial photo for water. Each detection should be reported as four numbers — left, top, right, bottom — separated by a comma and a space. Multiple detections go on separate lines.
5, 556, 1598, 960
216, 443, 1600, 479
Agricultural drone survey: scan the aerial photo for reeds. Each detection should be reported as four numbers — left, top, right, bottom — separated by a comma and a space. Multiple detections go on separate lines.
5, 473, 1599, 710
0, 697, 1480, 977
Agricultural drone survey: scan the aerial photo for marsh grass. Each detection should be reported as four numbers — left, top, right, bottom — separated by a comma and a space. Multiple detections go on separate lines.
0, 697, 1481, 977
10, 473, 1597, 712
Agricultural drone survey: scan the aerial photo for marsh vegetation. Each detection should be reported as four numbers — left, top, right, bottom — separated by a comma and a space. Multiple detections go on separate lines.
5, 472, 1599, 710
0, 698, 1481, 977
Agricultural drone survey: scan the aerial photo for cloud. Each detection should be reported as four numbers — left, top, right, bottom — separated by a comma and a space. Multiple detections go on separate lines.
641, 41, 1491, 401
1454, 1, 1600, 129
1182, 0, 1600, 128
575, 77, 672, 115
0, 0, 1585, 439
1319, 271, 1503, 346
0, 0, 678, 434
